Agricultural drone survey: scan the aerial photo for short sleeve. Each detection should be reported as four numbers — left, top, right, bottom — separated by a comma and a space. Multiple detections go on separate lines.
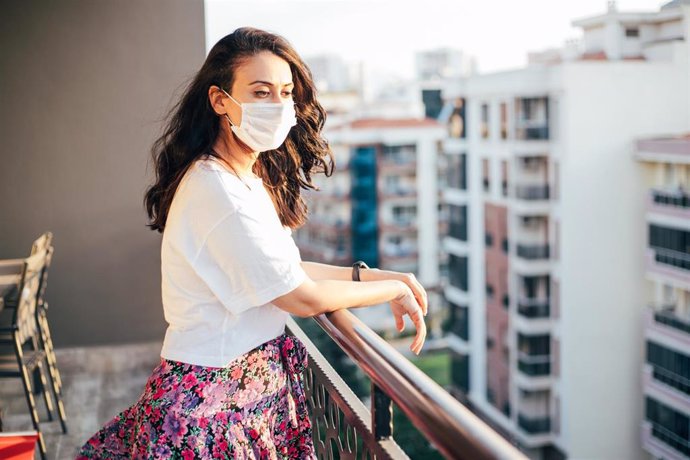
191, 210, 307, 315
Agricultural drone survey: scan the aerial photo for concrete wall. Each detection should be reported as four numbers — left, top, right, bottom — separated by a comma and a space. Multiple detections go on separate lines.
0, 0, 206, 346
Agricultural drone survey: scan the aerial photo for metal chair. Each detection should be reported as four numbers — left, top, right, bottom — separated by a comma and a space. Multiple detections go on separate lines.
0, 249, 53, 460
0, 232, 67, 434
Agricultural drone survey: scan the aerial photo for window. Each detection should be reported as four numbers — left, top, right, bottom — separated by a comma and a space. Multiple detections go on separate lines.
486, 284, 494, 299
482, 158, 490, 192
502, 238, 509, 253
500, 102, 508, 140
625, 27, 639, 38
485, 232, 493, 247
481, 103, 490, 139
448, 254, 469, 291
449, 205, 468, 241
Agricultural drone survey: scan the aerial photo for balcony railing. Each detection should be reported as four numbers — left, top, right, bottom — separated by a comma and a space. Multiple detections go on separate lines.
514, 185, 550, 201
517, 414, 551, 434
654, 308, 690, 335
649, 422, 690, 457
649, 365, 690, 396
516, 244, 550, 260
652, 247, 690, 271
517, 354, 551, 376
286, 311, 527, 459
517, 298, 550, 318
651, 188, 690, 209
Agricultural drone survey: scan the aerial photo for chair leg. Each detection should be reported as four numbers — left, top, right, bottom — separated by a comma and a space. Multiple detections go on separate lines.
38, 309, 68, 433
30, 336, 55, 423
15, 337, 48, 460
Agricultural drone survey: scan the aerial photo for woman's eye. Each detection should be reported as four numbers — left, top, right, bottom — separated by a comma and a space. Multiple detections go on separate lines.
283, 91, 293, 96
255, 91, 270, 97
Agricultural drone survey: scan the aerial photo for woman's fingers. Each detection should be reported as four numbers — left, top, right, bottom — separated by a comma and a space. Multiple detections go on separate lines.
405, 274, 428, 316
408, 306, 427, 355
395, 312, 405, 332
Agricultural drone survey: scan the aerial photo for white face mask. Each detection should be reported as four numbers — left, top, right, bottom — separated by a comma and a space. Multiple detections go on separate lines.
222, 88, 297, 152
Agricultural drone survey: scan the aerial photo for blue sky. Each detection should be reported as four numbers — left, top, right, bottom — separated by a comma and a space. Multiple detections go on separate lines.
205, 0, 667, 79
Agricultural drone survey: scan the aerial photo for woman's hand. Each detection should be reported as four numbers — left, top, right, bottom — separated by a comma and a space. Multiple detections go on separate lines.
390, 282, 427, 355
363, 269, 428, 316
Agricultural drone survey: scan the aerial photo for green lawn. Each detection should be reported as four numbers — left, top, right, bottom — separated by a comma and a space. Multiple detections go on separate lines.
412, 350, 451, 388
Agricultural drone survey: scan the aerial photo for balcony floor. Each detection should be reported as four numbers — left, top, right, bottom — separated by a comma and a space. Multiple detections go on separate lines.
0, 341, 162, 460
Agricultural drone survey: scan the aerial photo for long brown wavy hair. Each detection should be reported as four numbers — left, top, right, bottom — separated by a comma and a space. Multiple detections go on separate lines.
144, 27, 334, 233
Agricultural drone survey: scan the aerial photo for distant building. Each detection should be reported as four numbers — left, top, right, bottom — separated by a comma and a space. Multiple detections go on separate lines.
636, 133, 690, 460
296, 117, 446, 333
415, 47, 477, 81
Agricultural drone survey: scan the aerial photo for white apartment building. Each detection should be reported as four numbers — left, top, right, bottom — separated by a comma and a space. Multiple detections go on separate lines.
439, 1, 690, 459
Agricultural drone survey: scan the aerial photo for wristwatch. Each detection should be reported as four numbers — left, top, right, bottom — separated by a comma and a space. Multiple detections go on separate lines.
352, 260, 369, 281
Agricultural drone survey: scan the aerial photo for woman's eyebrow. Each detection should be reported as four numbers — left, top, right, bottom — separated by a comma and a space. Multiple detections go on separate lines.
249, 80, 294, 87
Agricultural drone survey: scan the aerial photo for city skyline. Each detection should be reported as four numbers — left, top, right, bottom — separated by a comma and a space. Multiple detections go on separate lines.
205, 0, 667, 83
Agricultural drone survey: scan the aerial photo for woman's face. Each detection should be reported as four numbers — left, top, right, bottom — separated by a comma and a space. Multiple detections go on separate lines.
224, 50, 294, 127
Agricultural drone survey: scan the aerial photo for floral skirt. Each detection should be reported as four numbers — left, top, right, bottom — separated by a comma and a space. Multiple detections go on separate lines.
76, 333, 315, 459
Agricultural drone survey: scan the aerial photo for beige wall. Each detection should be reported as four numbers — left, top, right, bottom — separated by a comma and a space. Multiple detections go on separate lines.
0, 0, 206, 346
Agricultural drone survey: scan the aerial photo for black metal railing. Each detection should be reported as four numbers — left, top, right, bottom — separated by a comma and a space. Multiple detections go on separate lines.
651, 188, 690, 209
652, 247, 690, 271
650, 422, 690, 457
654, 308, 690, 335
517, 414, 551, 434
650, 365, 690, 396
287, 311, 527, 459
516, 244, 550, 260
514, 185, 549, 201
517, 356, 551, 377
517, 299, 550, 318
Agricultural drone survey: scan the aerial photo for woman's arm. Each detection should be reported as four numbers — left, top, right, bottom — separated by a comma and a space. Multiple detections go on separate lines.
300, 260, 381, 281
272, 275, 427, 354
300, 260, 428, 314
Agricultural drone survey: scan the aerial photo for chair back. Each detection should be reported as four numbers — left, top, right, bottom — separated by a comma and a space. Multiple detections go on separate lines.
13, 251, 47, 345
30, 232, 53, 256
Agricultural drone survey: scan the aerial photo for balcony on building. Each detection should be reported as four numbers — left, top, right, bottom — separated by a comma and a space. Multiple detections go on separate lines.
642, 396, 690, 460
379, 144, 417, 172
516, 244, 550, 260
514, 96, 550, 141
515, 185, 550, 201
517, 333, 552, 384
647, 224, 690, 286
443, 301, 469, 342
517, 298, 550, 318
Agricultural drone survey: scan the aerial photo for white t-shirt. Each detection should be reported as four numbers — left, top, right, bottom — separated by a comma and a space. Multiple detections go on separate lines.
159, 154, 307, 367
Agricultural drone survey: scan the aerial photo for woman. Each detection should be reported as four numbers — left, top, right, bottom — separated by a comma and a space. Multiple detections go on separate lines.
77, 27, 427, 459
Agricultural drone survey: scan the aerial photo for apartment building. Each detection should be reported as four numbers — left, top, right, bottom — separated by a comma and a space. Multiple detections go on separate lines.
439, 1, 690, 458
637, 134, 690, 460
295, 118, 447, 333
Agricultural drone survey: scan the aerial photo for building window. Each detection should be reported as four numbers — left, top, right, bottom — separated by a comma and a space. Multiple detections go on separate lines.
502, 294, 510, 308
482, 158, 490, 192
485, 232, 493, 247
446, 153, 467, 190
645, 397, 690, 456
481, 103, 490, 139
449, 205, 468, 241
500, 102, 508, 140
625, 27, 639, 38
502, 238, 509, 253
448, 254, 469, 291
486, 284, 494, 299
647, 341, 690, 396
447, 97, 467, 139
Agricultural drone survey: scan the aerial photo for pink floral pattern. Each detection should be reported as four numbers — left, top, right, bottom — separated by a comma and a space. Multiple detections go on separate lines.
76, 334, 315, 459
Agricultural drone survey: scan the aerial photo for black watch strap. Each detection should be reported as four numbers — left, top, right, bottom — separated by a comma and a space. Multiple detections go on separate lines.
352, 260, 369, 281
